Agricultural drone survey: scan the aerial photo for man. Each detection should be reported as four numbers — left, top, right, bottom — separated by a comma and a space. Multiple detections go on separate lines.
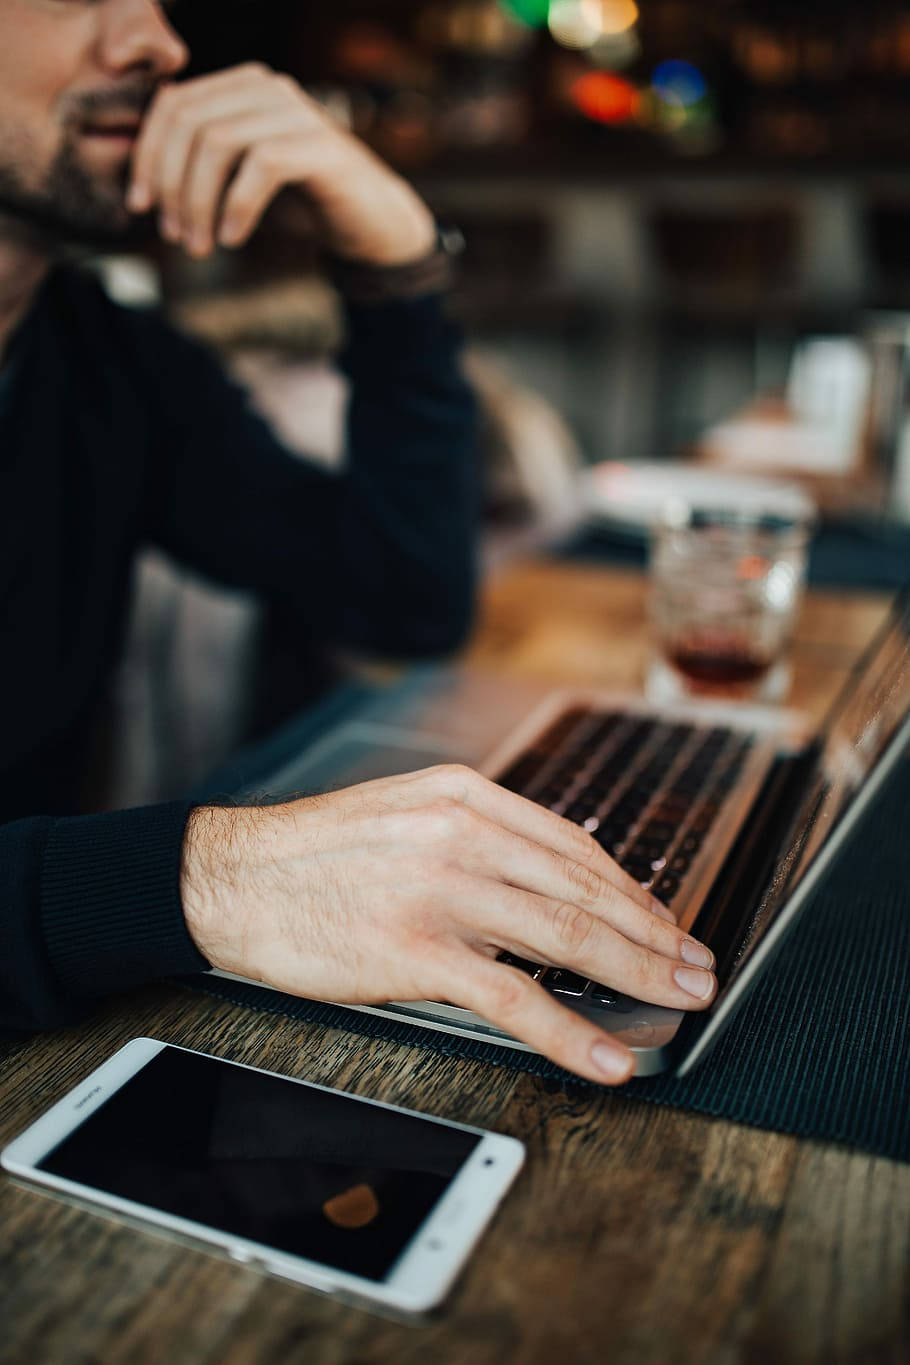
0, 0, 717, 1082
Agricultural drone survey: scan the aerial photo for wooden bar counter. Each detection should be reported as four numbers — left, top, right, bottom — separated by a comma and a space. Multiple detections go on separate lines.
2, 562, 906, 1365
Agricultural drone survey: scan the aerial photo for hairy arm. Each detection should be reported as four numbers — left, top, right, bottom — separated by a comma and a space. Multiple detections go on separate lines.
181, 766, 717, 1086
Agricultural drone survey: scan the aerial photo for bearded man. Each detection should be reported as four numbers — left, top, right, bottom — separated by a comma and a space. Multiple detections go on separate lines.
0, 0, 716, 1079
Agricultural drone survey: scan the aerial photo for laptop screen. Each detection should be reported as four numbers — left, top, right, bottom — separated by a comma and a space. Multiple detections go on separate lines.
731, 589, 910, 974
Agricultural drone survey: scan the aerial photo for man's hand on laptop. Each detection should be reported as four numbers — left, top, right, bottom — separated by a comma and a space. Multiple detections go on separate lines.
126, 63, 436, 265
181, 765, 717, 1085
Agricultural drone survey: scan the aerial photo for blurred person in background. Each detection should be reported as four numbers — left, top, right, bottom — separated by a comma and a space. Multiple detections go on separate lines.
0, 0, 717, 1081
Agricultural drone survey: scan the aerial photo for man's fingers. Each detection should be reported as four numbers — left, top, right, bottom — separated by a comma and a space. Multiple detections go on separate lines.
151, 95, 272, 235
128, 64, 313, 221
403, 764, 680, 920
459, 817, 711, 966
177, 111, 312, 254
129, 83, 179, 212
458, 878, 716, 1011
452, 955, 635, 1085
130, 63, 271, 194
217, 133, 326, 247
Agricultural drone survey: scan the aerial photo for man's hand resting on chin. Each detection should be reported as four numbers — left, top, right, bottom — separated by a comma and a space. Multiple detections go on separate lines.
181, 765, 717, 1085
127, 61, 436, 265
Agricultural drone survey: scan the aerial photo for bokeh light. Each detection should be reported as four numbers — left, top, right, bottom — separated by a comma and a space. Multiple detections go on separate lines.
548, 0, 602, 50
652, 59, 708, 108
590, 28, 642, 71
599, 1, 639, 37
500, 0, 551, 27
570, 69, 639, 123
548, 0, 638, 52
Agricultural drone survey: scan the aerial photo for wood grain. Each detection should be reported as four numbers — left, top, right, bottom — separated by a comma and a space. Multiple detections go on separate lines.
1, 561, 905, 1365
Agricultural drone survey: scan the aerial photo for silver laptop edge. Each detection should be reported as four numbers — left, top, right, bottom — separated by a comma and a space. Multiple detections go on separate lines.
677, 706, 910, 1075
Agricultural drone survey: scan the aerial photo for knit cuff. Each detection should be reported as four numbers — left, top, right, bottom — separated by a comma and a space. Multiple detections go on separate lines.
326, 227, 463, 305
40, 800, 210, 1002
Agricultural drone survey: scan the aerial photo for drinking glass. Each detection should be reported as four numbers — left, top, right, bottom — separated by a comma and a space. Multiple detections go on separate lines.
647, 504, 812, 704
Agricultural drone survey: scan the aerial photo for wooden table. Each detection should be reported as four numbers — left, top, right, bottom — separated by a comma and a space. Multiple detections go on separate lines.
2, 563, 906, 1365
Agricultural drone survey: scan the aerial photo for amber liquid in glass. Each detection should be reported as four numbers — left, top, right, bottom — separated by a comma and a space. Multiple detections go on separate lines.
668, 632, 772, 692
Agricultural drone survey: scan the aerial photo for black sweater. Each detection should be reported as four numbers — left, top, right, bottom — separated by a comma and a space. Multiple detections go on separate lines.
0, 266, 477, 1034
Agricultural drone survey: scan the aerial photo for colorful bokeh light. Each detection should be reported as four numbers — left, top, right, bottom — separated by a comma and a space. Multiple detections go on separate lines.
501, 1, 641, 46
548, 0, 639, 51
500, 0, 552, 27
598, 0, 639, 37
570, 70, 639, 123
652, 59, 708, 107
590, 28, 642, 71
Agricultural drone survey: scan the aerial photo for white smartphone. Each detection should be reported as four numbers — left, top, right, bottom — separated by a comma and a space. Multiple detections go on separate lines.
1, 1038, 524, 1316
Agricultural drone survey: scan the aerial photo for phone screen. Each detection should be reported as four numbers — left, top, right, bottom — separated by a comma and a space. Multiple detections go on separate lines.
36, 1046, 481, 1283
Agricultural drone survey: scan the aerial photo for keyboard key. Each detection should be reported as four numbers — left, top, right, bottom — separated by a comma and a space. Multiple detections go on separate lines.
537, 710, 589, 751
565, 797, 599, 823
586, 714, 623, 746
543, 968, 589, 996
611, 798, 645, 824
650, 796, 690, 820
589, 984, 637, 1012
639, 821, 677, 845
496, 758, 542, 793
625, 841, 666, 866
619, 859, 655, 884
498, 953, 545, 979
690, 808, 716, 833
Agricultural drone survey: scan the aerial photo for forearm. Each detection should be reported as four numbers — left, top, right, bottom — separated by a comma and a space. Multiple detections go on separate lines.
332, 293, 480, 655
145, 289, 477, 657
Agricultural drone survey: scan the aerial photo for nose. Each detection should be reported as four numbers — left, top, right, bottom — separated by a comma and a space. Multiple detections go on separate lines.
97, 0, 189, 81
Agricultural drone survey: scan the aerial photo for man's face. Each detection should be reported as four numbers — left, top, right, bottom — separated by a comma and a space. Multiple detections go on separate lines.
0, 0, 188, 246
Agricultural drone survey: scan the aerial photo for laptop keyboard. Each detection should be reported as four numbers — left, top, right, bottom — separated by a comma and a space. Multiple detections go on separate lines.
494, 707, 753, 1010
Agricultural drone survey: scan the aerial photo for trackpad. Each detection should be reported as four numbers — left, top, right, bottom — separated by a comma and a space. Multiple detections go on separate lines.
252, 724, 458, 799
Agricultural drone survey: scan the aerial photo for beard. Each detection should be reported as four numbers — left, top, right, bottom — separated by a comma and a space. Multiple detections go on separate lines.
0, 83, 157, 251
0, 136, 134, 251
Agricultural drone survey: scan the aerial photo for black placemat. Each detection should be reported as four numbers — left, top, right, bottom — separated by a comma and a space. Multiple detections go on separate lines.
187, 757, 910, 1163
557, 515, 910, 591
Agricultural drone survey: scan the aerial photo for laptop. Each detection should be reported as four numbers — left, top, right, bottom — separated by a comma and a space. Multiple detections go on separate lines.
218, 588, 910, 1078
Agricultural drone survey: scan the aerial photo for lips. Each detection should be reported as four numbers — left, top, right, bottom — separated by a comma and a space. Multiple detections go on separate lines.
82, 126, 140, 137
80, 117, 142, 139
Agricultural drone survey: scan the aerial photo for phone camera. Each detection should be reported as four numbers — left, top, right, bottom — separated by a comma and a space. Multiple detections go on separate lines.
428, 1239, 444, 1251
483, 1157, 495, 1166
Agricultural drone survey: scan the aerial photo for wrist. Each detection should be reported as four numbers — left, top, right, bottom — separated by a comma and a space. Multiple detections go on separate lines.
327, 224, 464, 305
323, 175, 436, 267
181, 805, 243, 971
337, 213, 437, 269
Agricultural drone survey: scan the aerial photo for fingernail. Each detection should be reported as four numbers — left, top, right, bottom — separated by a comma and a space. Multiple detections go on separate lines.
218, 219, 240, 246
674, 966, 714, 999
188, 232, 208, 256
127, 183, 149, 212
160, 214, 179, 241
651, 901, 676, 924
591, 1040, 633, 1081
680, 938, 714, 969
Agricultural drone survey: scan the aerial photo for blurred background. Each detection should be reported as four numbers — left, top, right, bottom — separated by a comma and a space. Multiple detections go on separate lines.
99, 0, 910, 803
